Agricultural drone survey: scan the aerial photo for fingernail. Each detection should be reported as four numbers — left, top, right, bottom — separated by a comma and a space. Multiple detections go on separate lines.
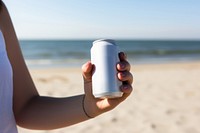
121, 73, 126, 77
123, 85, 129, 90
119, 64, 125, 69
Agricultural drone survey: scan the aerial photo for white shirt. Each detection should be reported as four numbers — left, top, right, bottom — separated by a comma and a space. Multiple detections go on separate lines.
0, 30, 18, 133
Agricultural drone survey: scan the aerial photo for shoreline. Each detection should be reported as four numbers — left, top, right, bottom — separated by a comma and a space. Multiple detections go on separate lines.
27, 60, 200, 70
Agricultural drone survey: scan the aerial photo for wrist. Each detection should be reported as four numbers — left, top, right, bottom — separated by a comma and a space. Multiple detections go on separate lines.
82, 95, 94, 118
82, 95, 101, 118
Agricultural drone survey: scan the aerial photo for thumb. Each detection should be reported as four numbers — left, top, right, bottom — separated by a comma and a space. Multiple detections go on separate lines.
82, 61, 93, 82
82, 61, 94, 97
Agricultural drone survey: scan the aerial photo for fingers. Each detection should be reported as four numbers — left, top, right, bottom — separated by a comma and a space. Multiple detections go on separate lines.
119, 84, 133, 101
121, 84, 133, 94
117, 71, 133, 101
117, 52, 133, 84
117, 52, 131, 71
118, 52, 127, 61
118, 71, 133, 84
117, 52, 133, 101
107, 84, 133, 107
82, 61, 94, 98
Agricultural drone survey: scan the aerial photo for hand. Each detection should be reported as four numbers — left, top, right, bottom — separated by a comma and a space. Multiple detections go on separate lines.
82, 52, 133, 117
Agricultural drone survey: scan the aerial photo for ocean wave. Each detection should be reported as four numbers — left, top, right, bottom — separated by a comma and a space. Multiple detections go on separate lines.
20, 40, 200, 67
125, 49, 200, 56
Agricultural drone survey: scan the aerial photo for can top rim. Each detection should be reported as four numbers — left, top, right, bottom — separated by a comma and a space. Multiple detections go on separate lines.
93, 39, 116, 45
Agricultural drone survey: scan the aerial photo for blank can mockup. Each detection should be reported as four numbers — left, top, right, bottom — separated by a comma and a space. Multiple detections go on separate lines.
91, 39, 123, 99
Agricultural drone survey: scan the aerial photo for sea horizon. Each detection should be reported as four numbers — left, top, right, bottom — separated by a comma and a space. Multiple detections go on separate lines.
19, 39, 200, 68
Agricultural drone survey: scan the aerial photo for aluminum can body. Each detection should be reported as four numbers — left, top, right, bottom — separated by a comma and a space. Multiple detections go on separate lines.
91, 39, 123, 99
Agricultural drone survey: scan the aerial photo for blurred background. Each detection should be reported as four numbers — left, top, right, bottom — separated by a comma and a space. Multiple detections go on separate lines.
4, 0, 200, 133
4, 0, 200, 68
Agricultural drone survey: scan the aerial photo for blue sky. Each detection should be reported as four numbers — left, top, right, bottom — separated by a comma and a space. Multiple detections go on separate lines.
4, 0, 200, 40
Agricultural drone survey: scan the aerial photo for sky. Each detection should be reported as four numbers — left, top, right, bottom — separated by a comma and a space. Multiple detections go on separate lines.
4, 0, 200, 40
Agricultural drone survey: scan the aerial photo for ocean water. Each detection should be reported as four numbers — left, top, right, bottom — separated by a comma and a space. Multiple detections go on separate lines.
19, 40, 200, 68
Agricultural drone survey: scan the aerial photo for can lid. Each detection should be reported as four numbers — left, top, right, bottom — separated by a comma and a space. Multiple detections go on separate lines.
93, 39, 116, 45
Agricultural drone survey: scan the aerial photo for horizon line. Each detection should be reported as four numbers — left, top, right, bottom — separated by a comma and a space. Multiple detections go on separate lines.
18, 38, 200, 41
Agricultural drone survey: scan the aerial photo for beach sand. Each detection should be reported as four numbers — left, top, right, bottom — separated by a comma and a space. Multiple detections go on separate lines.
18, 61, 200, 133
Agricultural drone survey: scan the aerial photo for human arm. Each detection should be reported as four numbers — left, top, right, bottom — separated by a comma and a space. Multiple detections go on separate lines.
14, 54, 133, 130
0, 3, 90, 129
0, 2, 133, 130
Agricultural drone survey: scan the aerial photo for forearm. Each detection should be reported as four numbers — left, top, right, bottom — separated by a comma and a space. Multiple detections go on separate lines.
16, 94, 90, 130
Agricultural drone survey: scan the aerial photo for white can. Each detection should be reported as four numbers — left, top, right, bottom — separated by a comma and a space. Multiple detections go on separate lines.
91, 39, 123, 99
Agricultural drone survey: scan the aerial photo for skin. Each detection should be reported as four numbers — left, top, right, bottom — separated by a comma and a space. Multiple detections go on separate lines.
0, 2, 133, 130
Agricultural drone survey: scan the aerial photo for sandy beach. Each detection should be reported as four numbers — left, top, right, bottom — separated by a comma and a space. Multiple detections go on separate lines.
18, 61, 200, 133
